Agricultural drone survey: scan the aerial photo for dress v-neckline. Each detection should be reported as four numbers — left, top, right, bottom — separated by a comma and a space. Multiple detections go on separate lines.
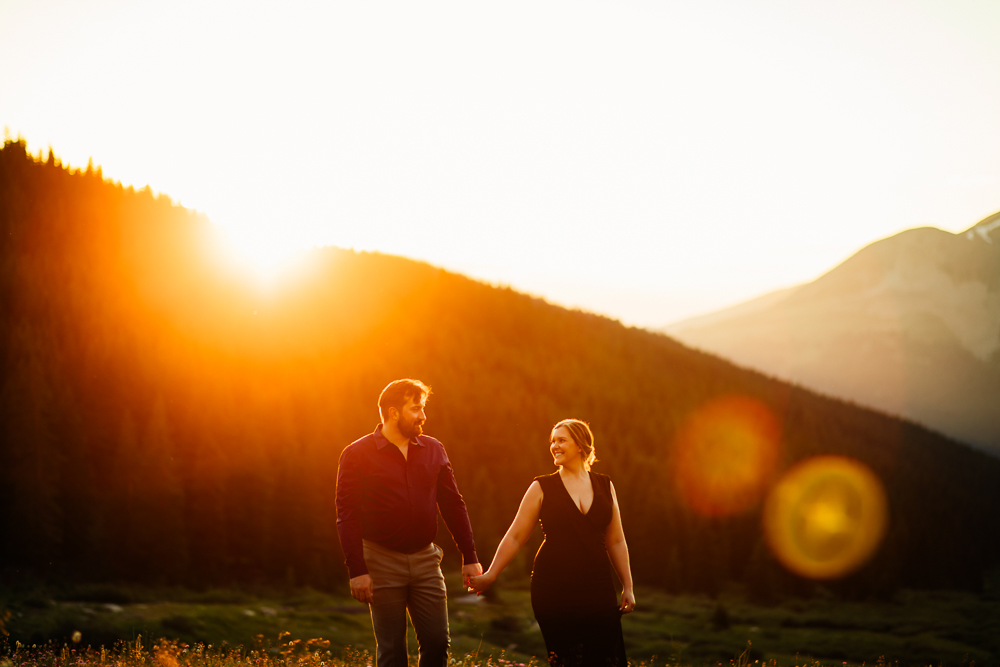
558, 470, 594, 517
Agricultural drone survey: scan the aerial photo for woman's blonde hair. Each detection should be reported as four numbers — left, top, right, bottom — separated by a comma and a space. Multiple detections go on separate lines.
553, 419, 597, 470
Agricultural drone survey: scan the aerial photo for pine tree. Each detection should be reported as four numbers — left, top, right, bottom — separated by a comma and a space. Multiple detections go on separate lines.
106, 410, 140, 578
133, 396, 188, 581
186, 430, 230, 584
0, 324, 63, 565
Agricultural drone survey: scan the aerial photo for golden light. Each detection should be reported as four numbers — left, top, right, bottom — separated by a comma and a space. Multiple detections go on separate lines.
209, 222, 314, 290
763, 456, 888, 580
672, 395, 781, 517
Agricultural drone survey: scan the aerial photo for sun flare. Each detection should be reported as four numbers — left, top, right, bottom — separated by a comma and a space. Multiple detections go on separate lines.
211, 225, 314, 289
763, 456, 888, 580
671, 395, 781, 517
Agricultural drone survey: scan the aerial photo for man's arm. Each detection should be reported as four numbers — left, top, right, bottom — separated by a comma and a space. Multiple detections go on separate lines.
435, 457, 481, 585
336, 445, 372, 602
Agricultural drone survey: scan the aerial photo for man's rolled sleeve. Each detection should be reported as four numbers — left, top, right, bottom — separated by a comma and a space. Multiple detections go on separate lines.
436, 460, 479, 566
335, 446, 368, 578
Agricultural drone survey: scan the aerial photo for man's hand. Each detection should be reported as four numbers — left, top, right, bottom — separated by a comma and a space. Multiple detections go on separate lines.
461, 563, 483, 590
350, 574, 374, 604
467, 570, 496, 596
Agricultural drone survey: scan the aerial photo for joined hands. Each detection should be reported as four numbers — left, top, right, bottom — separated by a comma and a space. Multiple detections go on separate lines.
462, 562, 484, 591
466, 570, 495, 595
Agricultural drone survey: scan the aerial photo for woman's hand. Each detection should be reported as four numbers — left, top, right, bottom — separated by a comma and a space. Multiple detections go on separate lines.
466, 571, 497, 595
619, 588, 636, 614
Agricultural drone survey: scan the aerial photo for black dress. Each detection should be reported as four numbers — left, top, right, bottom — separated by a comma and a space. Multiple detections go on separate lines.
531, 471, 627, 667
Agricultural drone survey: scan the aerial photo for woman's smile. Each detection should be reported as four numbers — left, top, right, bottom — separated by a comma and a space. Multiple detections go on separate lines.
550, 426, 580, 465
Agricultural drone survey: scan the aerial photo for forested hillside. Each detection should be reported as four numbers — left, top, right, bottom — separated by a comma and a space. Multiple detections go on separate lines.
2, 138, 999, 599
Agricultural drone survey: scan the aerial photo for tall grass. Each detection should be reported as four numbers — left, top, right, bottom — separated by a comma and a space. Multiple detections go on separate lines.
0, 636, 544, 667
0, 636, 838, 667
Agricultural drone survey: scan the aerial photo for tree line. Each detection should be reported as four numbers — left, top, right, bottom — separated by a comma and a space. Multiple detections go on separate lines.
2, 138, 999, 598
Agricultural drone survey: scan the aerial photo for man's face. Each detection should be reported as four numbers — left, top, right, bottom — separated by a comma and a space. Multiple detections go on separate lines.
396, 394, 427, 439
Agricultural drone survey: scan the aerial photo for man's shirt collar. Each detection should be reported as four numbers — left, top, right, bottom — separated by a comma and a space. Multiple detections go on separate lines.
373, 423, 424, 449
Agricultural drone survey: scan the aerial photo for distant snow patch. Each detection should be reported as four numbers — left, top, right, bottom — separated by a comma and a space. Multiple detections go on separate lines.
966, 217, 1000, 244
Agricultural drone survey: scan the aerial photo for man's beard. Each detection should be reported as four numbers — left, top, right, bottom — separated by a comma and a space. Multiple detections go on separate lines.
399, 415, 424, 439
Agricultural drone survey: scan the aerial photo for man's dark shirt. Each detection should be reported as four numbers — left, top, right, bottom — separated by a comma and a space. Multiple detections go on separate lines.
336, 425, 479, 579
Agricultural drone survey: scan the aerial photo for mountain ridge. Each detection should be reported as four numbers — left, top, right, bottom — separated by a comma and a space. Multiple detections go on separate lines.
667, 214, 1000, 451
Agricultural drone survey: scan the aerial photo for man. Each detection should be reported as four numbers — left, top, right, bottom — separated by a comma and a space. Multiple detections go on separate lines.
336, 379, 482, 667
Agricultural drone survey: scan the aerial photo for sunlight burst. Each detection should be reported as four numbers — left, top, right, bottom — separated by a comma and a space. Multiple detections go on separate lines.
212, 224, 313, 289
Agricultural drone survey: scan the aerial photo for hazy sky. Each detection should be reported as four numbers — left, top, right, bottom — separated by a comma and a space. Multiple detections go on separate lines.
3, 0, 1000, 327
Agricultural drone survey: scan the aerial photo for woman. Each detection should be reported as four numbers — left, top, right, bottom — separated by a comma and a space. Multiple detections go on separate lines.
468, 419, 635, 667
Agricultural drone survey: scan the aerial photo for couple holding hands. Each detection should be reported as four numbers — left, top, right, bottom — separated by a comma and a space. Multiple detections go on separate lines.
336, 379, 634, 667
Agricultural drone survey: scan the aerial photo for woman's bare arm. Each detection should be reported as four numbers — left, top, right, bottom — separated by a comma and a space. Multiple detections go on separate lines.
467, 481, 543, 592
605, 481, 635, 612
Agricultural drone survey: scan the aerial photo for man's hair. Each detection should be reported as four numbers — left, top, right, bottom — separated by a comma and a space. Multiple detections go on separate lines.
553, 418, 597, 470
378, 379, 432, 422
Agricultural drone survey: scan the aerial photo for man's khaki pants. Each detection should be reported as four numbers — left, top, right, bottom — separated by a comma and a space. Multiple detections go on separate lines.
363, 540, 450, 667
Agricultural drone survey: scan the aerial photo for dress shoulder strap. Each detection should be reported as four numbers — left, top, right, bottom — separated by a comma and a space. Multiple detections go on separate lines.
533, 471, 560, 493
591, 471, 613, 495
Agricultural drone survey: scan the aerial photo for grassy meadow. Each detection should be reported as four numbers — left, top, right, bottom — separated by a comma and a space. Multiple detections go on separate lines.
2, 571, 998, 667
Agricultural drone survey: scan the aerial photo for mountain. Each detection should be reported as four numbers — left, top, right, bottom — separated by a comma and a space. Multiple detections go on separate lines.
666, 214, 1000, 453
2, 138, 1000, 599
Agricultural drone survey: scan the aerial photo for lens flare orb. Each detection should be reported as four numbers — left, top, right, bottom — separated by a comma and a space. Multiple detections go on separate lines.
672, 395, 781, 517
763, 456, 888, 580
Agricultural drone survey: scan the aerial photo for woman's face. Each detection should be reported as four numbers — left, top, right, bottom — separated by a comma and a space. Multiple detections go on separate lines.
550, 426, 583, 467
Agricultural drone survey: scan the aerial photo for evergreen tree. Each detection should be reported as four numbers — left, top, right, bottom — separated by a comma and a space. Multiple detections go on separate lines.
0, 324, 63, 566
134, 396, 188, 581
185, 431, 230, 584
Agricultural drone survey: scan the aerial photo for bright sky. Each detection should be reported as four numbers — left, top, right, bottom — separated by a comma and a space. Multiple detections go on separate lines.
3, 0, 1000, 327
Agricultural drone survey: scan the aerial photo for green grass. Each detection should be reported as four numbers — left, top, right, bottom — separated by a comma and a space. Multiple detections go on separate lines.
619, 586, 999, 666
1, 576, 998, 667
